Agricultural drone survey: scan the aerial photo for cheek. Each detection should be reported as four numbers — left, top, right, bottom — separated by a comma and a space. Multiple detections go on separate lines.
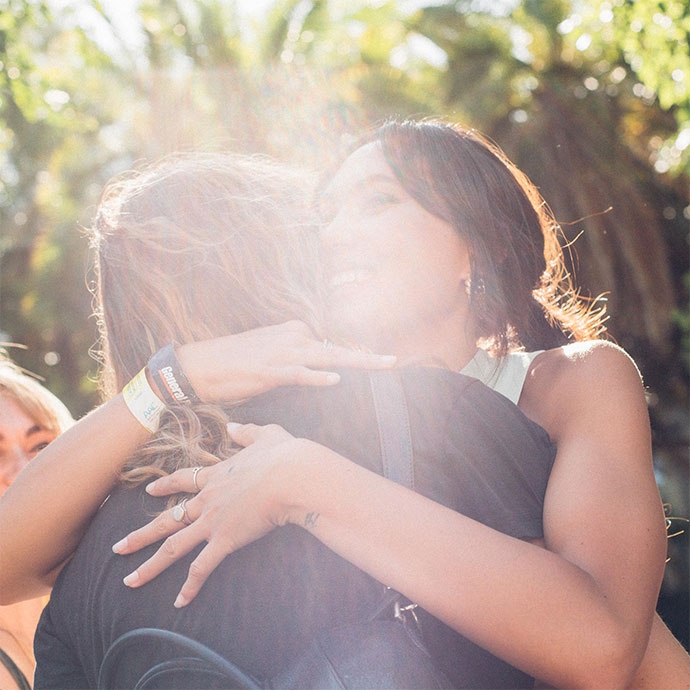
0, 458, 24, 488
404, 233, 468, 290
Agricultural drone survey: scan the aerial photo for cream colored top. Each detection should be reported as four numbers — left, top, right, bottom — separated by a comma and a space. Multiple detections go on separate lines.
460, 349, 543, 405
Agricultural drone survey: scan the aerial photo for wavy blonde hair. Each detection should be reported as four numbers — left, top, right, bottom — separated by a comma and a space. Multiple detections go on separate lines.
0, 355, 74, 435
88, 152, 324, 483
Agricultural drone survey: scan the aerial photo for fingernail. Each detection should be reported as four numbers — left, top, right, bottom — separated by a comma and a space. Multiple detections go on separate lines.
174, 593, 188, 608
226, 422, 241, 432
123, 571, 140, 587
112, 538, 128, 553
381, 355, 397, 363
145, 481, 157, 494
326, 373, 340, 384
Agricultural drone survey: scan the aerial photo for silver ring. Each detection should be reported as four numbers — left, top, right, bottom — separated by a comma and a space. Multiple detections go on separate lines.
192, 466, 203, 492
323, 339, 334, 351
172, 497, 192, 525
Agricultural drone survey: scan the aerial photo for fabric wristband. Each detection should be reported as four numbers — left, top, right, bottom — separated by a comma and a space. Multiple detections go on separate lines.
122, 368, 167, 433
147, 342, 201, 406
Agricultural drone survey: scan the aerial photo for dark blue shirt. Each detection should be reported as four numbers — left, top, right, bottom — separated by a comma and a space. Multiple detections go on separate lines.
34, 368, 555, 689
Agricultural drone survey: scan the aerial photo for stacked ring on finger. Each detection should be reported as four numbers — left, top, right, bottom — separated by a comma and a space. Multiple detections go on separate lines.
172, 497, 192, 525
192, 466, 203, 493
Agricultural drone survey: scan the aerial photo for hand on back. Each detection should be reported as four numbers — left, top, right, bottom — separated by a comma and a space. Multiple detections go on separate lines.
178, 320, 396, 403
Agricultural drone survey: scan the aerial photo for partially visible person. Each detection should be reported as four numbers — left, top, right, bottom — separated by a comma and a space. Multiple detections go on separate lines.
0, 356, 73, 690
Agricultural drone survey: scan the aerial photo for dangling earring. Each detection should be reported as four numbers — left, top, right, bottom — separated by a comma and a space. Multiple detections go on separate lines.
463, 276, 485, 299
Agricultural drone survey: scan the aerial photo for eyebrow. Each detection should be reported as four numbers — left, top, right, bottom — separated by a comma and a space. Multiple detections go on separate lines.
320, 172, 400, 206
0, 424, 44, 442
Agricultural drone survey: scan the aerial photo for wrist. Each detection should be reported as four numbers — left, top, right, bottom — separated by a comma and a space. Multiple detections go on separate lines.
144, 367, 165, 401
148, 343, 201, 406
277, 438, 336, 528
174, 342, 210, 402
122, 368, 166, 433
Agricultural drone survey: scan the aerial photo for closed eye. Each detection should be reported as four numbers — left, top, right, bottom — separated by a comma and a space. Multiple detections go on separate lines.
361, 190, 399, 213
317, 172, 403, 228
360, 189, 402, 213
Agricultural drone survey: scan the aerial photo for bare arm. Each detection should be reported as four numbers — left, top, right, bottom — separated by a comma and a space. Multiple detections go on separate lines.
0, 395, 149, 602
536, 613, 690, 690
120, 342, 667, 688
0, 321, 395, 603
628, 613, 690, 689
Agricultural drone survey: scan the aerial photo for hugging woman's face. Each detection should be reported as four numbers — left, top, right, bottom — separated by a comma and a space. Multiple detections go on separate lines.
318, 141, 474, 365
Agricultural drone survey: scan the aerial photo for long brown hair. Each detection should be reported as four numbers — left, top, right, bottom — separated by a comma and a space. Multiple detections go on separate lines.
89, 152, 323, 481
365, 118, 607, 355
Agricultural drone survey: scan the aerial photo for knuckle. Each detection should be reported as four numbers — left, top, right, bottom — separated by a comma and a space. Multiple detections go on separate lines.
155, 517, 171, 536
187, 560, 206, 582
165, 475, 180, 491
162, 535, 179, 558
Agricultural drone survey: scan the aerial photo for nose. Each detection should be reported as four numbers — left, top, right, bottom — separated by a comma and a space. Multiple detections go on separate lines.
0, 445, 30, 488
320, 206, 354, 251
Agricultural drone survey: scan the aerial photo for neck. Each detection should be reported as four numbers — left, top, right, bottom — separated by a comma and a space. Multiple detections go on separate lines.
364, 322, 477, 372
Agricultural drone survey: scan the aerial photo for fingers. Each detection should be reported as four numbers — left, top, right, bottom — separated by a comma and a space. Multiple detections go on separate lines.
121, 519, 207, 590
112, 501, 188, 554
265, 349, 397, 390
173, 544, 228, 608
226, 421, 290, 448
277, 322, 397, 372
117, 503, 239, 608
271, 365, 341, 388
145, 465, 208, 497
317, 344, 397, 370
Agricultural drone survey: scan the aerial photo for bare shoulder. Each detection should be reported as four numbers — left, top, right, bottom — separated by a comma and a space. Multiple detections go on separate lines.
532, 339, 643, 388
522, 340, 647, 440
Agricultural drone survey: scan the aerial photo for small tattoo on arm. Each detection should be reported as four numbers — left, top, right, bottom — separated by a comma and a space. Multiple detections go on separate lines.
304, 512, 320, 529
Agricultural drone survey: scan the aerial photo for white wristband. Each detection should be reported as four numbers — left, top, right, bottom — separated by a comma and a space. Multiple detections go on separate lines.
122, 368, 166, 433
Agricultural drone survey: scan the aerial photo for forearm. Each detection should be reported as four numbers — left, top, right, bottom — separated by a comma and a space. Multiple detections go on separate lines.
0, 325, 396, 603
288, 443, 659, 689
628, 612, 690, 689
0, 394, 149, 602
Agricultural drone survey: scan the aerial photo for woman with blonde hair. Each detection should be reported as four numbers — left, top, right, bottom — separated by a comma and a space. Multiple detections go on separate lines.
0, 355, 73, 689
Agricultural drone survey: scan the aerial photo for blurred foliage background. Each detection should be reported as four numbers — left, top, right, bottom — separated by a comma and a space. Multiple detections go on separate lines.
0, 0, 687, 649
